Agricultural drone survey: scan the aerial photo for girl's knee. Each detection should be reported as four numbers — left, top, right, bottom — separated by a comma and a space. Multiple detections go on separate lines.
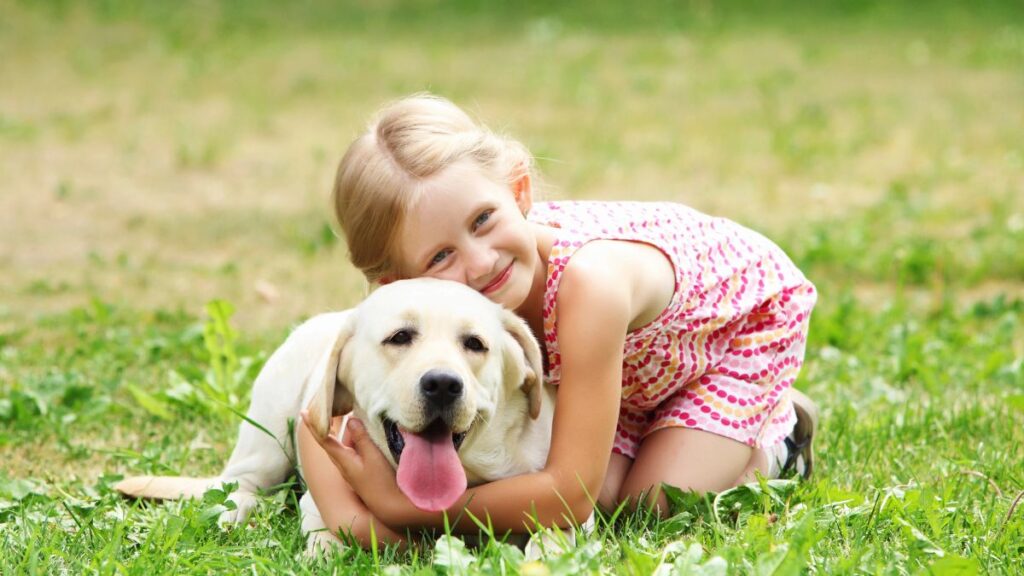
614, 427, 754, 512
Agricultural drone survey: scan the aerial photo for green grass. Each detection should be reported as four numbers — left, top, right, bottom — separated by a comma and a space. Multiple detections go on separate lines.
2, 0, 1023, 573
2, 293, 1022, 572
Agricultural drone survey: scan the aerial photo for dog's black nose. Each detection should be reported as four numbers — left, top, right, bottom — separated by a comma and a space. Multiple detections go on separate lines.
420, 369, 463, 408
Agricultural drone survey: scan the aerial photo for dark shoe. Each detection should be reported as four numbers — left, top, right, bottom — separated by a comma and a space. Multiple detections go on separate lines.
783, 388, 818, 479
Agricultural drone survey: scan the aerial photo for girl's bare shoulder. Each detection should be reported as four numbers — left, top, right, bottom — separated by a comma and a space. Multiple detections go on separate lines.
561, 239, 674, 331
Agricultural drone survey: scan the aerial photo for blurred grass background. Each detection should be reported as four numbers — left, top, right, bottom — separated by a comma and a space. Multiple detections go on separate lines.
3, 0, 1021, 331
1, 1, 1023, 572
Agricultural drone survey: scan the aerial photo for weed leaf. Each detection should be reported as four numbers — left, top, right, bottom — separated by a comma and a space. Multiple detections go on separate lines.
433, 535, 476, 571
125, 384, 173, 421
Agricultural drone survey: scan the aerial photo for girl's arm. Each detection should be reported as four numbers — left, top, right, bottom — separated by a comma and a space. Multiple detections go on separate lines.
297, 415, 408, 546
307, 254, 632, 533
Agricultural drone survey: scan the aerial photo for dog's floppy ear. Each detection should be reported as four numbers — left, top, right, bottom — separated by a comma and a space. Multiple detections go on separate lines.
305, 318, 356, 439
500, 309, 545, 420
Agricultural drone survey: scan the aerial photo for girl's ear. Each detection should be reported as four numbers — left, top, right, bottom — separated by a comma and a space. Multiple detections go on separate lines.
511, 164, 533, 215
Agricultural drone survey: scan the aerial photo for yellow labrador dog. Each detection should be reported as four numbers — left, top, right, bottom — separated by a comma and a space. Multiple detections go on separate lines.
116, 278, 558, 553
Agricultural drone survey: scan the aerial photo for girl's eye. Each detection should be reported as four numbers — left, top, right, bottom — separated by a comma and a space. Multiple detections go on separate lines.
472, 210, 493, 231
428, 249, 451, 269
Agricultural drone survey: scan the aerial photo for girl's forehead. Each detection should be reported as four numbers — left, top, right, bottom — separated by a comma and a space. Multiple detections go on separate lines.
418, 160, 506, 200
408, 164, 509, 221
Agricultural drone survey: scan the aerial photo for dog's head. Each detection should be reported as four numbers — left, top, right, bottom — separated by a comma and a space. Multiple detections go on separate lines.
306, 278, 544, 512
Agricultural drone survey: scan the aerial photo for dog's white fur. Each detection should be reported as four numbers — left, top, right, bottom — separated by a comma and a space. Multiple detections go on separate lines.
115, 278, 561, 553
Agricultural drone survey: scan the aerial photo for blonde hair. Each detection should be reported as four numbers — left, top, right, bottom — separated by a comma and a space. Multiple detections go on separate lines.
332, 94, 533, 283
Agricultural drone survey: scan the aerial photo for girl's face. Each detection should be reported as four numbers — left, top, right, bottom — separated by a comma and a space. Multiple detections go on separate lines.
392, 161, 539, 313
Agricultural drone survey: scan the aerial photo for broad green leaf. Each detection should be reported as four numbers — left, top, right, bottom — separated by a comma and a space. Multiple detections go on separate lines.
662, 483, 713, 518
125, 384, 173, 421
0, 477, 42, 501
713, 479, 797, 524
433, 535, 476, 571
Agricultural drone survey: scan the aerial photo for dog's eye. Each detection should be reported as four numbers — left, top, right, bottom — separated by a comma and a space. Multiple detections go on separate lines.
384, 329, 416, 346
462, 335, 487, 353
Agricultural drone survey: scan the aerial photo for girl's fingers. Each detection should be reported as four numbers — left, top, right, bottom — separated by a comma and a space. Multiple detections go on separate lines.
342, 417, 369, 450
300, 410, 361, 474
344, 418, 394, 468
326, 436, 362, 480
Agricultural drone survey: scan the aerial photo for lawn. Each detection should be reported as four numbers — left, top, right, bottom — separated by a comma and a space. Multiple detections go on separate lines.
1, 1, 1022, 573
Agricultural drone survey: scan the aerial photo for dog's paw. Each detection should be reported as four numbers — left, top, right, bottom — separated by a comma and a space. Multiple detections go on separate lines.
298, 491, 344, 558
218, 491, 258, 526
305, 530, 345, 558
522, 513, 594, 560
523, 527, 576, 561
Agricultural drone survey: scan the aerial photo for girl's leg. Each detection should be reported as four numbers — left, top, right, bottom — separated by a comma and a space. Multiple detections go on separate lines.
618, 390, 819, 514
617, 427, 753, 515
597, 452, 633, 513
734, 447, 771, 484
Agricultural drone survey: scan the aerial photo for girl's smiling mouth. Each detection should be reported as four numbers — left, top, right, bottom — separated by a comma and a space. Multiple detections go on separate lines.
480, 262, 514, 294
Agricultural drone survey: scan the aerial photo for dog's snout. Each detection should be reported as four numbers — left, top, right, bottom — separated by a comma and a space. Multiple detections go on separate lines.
420, 369, 463, 408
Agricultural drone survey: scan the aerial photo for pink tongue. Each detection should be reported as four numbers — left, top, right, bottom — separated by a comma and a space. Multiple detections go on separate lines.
396, 427, 467, 512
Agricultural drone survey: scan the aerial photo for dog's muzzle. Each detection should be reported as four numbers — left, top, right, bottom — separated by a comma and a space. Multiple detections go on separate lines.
381, 368, 471, 465
419, 368, 463, 417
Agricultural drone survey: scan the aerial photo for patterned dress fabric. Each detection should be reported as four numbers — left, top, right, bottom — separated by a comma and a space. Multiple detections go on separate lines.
528, 201, 816, 457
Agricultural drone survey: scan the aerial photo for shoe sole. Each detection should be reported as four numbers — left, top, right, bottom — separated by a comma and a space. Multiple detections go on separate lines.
789, 388, 819, 479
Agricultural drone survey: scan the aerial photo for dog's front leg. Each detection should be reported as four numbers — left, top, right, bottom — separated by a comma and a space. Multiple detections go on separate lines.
217, 312, 354, 524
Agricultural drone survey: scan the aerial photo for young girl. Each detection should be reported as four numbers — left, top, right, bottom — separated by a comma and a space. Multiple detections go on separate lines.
297, 94, 818, 547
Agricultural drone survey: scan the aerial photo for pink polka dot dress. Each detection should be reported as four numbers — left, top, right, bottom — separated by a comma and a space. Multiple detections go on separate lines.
528, 201, 816, 457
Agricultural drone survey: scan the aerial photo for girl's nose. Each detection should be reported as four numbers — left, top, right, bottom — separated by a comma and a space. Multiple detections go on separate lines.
464, 244, 499, 283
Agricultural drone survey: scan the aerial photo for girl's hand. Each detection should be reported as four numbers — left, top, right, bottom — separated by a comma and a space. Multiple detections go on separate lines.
300, 412, 410, 523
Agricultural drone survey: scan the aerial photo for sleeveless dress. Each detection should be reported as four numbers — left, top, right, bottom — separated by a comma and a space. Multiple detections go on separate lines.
527, 201, 816, 457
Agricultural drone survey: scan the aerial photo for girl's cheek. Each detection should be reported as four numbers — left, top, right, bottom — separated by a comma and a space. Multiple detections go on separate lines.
423, 266, 461, 284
